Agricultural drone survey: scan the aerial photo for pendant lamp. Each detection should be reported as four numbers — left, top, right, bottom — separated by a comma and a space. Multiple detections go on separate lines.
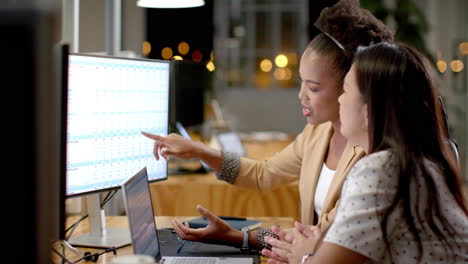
137, 0, 205, 8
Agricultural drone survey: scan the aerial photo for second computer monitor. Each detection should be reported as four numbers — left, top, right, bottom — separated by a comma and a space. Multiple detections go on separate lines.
169, 60, 207, 131
66, 54, 170, 197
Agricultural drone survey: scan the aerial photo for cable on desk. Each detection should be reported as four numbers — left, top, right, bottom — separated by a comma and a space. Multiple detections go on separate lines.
52, 246, 73, 264
176, 240, 193, 254
52, 243, 117, 264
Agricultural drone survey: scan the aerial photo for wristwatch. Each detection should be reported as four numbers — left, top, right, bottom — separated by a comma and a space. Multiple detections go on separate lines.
240, 228, 250, 253
301, 251, 315, 264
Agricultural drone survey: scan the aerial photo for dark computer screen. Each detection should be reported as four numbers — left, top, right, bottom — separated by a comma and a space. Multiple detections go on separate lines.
1, 8, 63, 263
65, 54, 170, 197
169, 60, 208, 131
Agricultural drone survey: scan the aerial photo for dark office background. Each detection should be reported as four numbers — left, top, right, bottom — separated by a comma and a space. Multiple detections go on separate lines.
145, 0, 340, 62
145, 0, 214, 62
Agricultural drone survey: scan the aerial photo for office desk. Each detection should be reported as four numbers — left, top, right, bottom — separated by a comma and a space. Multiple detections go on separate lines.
53, 216, 294, 264
149, 139, 301, 221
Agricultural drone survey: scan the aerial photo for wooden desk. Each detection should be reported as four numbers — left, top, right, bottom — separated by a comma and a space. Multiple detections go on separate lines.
149, 139, 301, 221
53, 216, 294, 264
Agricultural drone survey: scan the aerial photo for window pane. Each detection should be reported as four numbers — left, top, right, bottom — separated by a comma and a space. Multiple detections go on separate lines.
256, 12, 269, 50
281, 12, 297, 51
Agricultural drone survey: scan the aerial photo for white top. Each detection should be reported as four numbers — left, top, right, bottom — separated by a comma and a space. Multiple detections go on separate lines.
324, 150, 468, 264
314, 163, 335, 216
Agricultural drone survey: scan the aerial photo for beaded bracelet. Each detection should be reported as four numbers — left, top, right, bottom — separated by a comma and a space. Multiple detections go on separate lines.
256, 228, 279, 251
215, 152, 241, 184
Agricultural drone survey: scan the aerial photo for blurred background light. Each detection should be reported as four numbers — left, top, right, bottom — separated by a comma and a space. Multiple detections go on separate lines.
260, 59, 273, 72
161, 47, 173, 60
450, 60, 464, 72
178, 41, 190, 56
142, 41, 151, 56
275, 54, 288, 68
437, 60, 447, 73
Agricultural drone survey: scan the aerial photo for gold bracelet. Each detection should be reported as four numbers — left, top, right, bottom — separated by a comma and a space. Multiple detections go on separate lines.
301, 251, 315, 264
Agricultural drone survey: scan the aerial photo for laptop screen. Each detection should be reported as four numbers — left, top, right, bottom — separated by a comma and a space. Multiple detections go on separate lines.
122, 168, 254, 264
122, 167, 161, 259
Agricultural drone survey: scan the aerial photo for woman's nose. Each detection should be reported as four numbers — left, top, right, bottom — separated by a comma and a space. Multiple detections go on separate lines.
298, 86, 305, 100
298, 86, 308, 101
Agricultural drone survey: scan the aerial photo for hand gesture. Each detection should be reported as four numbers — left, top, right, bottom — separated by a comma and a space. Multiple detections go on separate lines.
263, 222, 322, 264
141, 131, 203, 161
260, 226, 293, 264
171, 205, 239, 245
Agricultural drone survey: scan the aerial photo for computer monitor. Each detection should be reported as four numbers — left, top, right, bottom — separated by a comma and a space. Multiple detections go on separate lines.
169, 60, 208, 132
64, 53, 170, 248
1, 8, 64, 264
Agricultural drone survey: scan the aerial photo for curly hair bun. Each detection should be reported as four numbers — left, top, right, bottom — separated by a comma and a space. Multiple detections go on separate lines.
314, 0, 395, 59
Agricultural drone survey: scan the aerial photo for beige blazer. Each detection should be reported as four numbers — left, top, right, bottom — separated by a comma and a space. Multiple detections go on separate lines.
233, 122, 365, 231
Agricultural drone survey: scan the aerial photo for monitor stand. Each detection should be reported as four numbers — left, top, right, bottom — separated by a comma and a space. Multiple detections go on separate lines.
68, 194, 131, 248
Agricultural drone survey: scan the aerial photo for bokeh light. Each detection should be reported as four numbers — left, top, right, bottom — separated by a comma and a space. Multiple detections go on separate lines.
260, 59, 273, 72
436, 60, 447, 73
450, 60, 464, 72
459, 42, 468, 55
274, 68, 292, 80
206, 61, 215, 72
142, 41, 151, 56
275, 54, 288, 68
178, 41, 190, 56
161, 47, 173, 60
192, 50, 203, 62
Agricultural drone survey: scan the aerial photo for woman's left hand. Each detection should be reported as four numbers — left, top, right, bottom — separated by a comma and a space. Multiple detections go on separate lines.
263, 222, 322, 264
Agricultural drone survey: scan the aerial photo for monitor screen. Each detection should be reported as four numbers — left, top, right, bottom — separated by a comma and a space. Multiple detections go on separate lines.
66, 54, 170, 197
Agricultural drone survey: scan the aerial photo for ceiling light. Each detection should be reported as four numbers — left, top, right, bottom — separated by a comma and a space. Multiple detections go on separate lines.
137, 0, 205, 8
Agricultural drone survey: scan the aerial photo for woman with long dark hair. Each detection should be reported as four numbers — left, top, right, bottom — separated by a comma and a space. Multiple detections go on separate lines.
267, 42, 468, 263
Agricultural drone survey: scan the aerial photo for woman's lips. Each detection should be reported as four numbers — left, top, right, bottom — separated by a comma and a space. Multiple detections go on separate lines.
302, 107, 312, 117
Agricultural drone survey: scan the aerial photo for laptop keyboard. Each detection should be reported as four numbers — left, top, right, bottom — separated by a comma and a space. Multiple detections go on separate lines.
168, 257, 217, 264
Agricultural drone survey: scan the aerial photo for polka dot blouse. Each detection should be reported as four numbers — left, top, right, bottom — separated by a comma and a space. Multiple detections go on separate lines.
324, 150, 468, 263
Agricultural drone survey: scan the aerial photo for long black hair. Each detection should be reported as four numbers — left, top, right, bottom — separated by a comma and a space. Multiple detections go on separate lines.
354, 42, 467, 262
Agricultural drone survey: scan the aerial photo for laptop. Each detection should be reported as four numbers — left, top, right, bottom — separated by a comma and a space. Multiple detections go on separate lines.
121, 167, 253, 264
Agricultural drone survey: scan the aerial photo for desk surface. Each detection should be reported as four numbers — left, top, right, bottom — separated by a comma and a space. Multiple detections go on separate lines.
52, 216, 294, 264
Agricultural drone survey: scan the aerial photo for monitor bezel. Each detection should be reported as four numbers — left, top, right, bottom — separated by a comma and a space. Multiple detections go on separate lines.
58, 42, 69, 239
64, 53, 170, 198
